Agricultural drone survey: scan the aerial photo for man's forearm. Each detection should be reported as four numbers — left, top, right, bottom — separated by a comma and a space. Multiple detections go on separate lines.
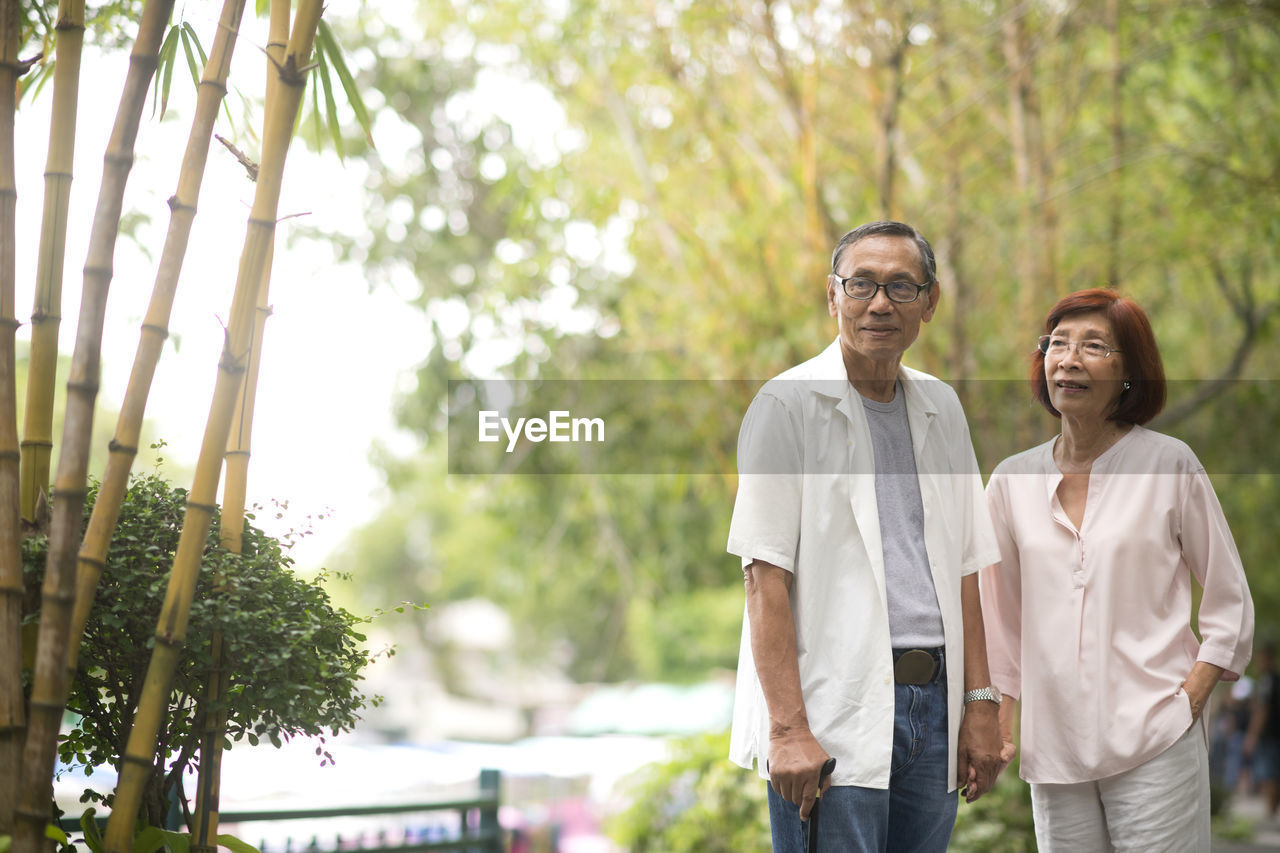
960, 573, 994, 691
744, 560, 808, 735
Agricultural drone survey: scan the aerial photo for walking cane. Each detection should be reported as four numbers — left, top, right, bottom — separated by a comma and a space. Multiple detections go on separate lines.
806, 757, 837, 853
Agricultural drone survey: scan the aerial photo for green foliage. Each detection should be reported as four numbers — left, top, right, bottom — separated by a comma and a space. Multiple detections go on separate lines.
607, 731, 770, 853
949, 760, 1037, 852
308, 20, 375, 159
53, 807, 261, 853
17, 1, 151, 103
610, 731, 1039, 852
330, 0, 1280, 691
16, 1, 374, 162
21, 472, 378, 822
153, 21, 209, 120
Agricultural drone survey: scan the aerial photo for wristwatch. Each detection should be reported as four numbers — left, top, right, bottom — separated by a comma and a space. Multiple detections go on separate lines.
963, 686, 1001, 705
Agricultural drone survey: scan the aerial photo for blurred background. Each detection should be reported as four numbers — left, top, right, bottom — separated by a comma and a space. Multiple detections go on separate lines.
18, 0, 1280, 849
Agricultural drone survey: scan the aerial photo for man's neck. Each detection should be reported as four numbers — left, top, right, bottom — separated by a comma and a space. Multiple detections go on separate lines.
841, 351, 901, 403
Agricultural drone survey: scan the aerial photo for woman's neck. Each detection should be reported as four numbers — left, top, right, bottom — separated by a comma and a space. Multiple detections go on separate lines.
1056, 417, 1133, 473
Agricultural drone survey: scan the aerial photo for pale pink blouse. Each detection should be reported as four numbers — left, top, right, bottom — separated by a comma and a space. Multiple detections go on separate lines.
980, 425, 1254, 784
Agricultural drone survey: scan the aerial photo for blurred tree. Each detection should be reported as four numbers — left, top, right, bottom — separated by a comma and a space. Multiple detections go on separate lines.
333, 0, 1279, 684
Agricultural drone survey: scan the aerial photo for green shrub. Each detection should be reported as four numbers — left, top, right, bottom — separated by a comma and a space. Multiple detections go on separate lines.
609, 730, 1040, 852
23, 472, 380, 826
608, 731, 770, 853
949, 755, 1037, 852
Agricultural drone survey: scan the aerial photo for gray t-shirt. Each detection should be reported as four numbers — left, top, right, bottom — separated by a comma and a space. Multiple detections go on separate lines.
860, 382, 945, 648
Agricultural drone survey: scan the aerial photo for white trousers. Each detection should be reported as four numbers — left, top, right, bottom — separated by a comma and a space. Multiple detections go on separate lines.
1030, 723, 1210, 853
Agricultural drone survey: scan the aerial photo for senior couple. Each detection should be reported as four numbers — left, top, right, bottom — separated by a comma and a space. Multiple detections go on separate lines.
729, 220, 1255, 852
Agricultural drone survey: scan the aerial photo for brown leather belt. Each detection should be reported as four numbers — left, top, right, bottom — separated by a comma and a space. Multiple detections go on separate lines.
893, 648, 943, 685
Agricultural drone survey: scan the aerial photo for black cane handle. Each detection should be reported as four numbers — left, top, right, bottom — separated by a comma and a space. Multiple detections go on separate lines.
814, 756, 836, 797
806, 757, 837, 853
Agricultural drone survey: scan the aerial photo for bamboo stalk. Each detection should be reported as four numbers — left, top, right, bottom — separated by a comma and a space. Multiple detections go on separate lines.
66, 0, 248, 676
191, 243, 272, 853
13, 0, 177, 848
104, 3, 323, 847
190, 9, 287, 842
0, 0, 25, 833
20, 0, 86, 523
60, 1, 250, 835
192, 11, 287, 844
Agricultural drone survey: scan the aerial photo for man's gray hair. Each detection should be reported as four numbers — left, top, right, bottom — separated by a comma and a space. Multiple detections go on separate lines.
830, 221, 937, 284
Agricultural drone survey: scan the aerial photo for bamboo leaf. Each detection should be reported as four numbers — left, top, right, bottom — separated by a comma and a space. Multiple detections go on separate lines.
155, 23, 181, 119
32, 1, 53, 30
310, 63, 324, 154
17, 62, 55, 104
255, 0, 269, 16
216, 835, 262, 853
317, 20, 374, 147
179, 26, 201, 92
44, 825, 68, 844
181, 22, 209, 67
315, 46, 344, 159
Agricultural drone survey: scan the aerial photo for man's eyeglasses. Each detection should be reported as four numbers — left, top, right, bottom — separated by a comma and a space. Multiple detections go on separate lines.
833, 276, 931, 304
1037, 336, 1122, 360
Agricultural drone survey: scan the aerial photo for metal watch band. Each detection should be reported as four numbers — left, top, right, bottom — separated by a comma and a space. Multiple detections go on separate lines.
963, 686, 1001, 705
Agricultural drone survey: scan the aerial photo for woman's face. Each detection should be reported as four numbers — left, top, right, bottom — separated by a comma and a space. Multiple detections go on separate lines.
1043, 310, 1127, 423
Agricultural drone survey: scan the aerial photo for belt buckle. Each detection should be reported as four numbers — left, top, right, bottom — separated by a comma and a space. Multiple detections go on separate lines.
894, 649, 937, 685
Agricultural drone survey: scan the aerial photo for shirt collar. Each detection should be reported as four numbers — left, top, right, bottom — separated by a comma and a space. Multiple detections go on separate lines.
807, 338, 939, 418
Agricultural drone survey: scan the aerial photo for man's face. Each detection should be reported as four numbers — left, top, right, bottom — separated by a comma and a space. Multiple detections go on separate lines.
827, 234, 939, 371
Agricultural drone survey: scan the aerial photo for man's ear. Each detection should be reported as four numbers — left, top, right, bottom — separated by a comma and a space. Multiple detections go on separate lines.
921, 279, 941, 323
827, 275, 839, 318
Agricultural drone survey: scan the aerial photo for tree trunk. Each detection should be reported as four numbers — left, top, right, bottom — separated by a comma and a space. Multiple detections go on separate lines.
1002, 9, 1045, 445
1106, 0, 1124, 285
104, 3, 324, 847
14, 1, 176, 848
875, 37, 909, 220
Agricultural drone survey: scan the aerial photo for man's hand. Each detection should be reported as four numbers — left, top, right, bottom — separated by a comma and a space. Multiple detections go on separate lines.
768, 727, 833, 821
956, 701, 1001, 803
957, 573, 1004, 803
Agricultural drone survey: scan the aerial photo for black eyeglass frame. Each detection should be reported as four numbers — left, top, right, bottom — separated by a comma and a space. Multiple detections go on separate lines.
832, 275, 933, 304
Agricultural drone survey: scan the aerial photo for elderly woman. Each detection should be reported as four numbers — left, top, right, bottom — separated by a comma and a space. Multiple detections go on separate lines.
980, 288, 1254, 851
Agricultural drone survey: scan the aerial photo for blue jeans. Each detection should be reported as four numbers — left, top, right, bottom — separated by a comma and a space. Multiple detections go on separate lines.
766, 677, 956, 853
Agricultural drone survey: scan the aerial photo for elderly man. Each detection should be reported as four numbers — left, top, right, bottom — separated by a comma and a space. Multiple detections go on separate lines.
727, 221, 1003, 852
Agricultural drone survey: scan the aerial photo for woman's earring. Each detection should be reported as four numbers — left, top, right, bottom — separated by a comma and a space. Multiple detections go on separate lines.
1123, 381, 1131, 390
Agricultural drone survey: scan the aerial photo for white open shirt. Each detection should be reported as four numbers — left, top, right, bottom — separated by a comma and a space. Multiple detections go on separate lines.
727, 340, 1000, 790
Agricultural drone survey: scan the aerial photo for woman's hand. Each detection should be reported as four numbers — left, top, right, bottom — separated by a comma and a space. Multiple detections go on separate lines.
997, 694, 1018, 771
1180, 661, 1225, 721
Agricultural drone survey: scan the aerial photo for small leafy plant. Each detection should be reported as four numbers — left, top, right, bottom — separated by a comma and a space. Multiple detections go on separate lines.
22, 472, 381, 828
608, 731, 770, 853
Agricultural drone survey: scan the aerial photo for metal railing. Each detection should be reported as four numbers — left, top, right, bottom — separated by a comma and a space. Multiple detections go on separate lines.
59, 769, 504, 853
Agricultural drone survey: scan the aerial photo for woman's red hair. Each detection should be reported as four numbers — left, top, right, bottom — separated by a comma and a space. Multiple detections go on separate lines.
1031, 288, 1166, 424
